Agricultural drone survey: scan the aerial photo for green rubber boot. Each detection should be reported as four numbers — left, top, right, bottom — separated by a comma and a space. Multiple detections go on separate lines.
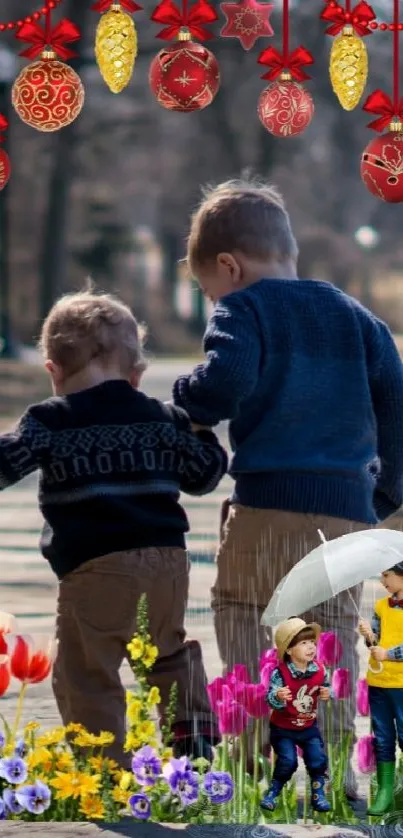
367, 761, 395, 816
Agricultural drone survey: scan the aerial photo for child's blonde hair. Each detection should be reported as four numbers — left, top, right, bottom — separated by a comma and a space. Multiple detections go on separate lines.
39, 287, 147, 378
187, 177, 298, 272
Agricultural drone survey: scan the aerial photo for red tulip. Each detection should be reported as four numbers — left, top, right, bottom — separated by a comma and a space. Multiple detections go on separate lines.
260, 660, 278, 690
356, 678, 369, 716
259, 648, 279, 671
357, 735, 376, 774
207, 676, 226, 711
9, 635, 56, 684
216, 685, 248, 735
331, 667, 352, 699
239, 683, 270, 719
0, 654, 10, 697
316, 632, 343, 666
0, 612, 19, 655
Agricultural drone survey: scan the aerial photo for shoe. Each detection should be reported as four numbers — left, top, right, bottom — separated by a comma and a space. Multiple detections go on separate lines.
260, 779, 284, 811
367, 761, 395, 816
172, 735, 214, 763
311, 776, 331, 812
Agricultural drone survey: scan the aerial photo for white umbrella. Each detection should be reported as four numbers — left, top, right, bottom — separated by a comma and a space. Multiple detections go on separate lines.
261, 527, 403, 627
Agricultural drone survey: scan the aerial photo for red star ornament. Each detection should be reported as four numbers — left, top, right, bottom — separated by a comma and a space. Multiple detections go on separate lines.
220, 0, 274, 51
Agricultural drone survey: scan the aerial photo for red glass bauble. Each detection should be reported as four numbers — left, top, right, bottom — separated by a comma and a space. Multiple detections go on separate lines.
0, 149, 10, 191
11, 56, 85, 133
149, 41, 220, 112
361, 131, 403, 202
257, 79, 314, 137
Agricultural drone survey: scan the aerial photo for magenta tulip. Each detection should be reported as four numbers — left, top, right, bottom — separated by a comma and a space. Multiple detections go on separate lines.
357, 735, 376, 774
356, 678, 369, 716
207, 676, 226, 712
259, 648, 280, 672
260, 661, 278, 690
316, 631, 343, 666
331, 667, 352, 699
239, 683, 270, 719
226, 664, 250, 684
216, 685, 248, 736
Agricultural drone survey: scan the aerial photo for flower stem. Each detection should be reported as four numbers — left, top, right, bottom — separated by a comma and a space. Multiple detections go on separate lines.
303, 773, 309, 823
326, 700, 336, 810
252, 719, 261, 795
12, 682, 27, 743
238, 731, 246, 822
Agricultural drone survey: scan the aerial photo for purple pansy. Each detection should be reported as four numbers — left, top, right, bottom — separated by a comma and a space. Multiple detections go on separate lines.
14, 739, 28, 759
0, 757, 27, 785
0, 798, 5, 820
131, 746, 162, 786
3, 788, 24, 815
204, 771, 234, 804
15, 780, 51, 814
0, 733, 5, 750
129, 792, 151, 820
163, 757, 199, 806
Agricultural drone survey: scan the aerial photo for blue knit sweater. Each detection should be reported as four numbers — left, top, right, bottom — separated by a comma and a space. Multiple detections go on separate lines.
173, 278, 403, 524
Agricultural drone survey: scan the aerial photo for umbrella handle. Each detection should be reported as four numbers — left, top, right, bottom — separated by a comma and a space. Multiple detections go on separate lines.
368, 659, 384, 674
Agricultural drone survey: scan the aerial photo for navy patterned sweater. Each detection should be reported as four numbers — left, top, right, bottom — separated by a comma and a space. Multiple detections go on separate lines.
173, 278, 403, 524
0, 380, 228, 578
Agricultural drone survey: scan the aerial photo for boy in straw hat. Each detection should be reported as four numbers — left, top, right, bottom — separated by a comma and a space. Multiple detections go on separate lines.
358, 561, 403, 815
261, 618, 331, 813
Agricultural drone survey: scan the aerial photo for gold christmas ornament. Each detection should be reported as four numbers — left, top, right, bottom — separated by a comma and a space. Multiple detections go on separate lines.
329, 25, 368, 111
95, 2, 138, 93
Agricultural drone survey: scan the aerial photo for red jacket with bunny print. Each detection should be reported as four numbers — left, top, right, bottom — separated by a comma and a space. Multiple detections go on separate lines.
270, 661, 326, 730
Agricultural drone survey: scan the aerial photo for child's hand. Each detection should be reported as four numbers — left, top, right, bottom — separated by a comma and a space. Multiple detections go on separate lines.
319, 687, 330, 701
370, 646, 387, 662
358, 619, 373, 640
191, 423, 211, 433
276, 687, 292, 702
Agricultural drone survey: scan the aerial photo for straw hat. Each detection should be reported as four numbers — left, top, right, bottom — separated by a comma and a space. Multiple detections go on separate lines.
275, 618, 321, 660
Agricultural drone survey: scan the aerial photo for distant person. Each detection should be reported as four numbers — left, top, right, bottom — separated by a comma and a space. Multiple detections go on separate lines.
172, 176, 403, 797
0, 288, 227, 767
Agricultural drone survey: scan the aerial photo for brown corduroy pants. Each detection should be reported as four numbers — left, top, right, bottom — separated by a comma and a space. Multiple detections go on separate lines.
211, 504, 369, 766
52, 548, 216, 768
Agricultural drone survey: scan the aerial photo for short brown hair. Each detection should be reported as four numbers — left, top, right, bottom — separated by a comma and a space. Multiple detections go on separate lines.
39, 288, 147, 378
284, 627, 316, 661
187, 177, 298, 271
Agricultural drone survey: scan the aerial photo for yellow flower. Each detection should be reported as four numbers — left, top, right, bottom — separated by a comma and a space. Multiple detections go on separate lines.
161, 747, 173, 763
137, 720, 156, 743
119, 770, 133, 791
24, 722, 40, 734
65, 722, 86, 734
127, 698, 142, 725
143, 643, 158, 668
27, 747, 53, 773
56, 751, 75, 771
124, 731, 141, 752
89, 756, 118, 773
147, 686, 161, 706
112, 786, 131, 804
50, 771, 101, 800
127, 637, 144, 660
72, 730, 115, 748
79, 797, 105, 819
36, 727, 66, 747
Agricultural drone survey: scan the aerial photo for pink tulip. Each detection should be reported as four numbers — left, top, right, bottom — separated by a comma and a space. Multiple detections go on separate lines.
259, 648, 279, 672
239, 683, 270, 719
216, 685, 248, 735
260, 661, 278, 690
207, 676, 227, 711
226, 664, 250, 684
331, 667, 352, 699
356, 678, 369, 716
316, 631, 343, 666
357, 735, 376, 774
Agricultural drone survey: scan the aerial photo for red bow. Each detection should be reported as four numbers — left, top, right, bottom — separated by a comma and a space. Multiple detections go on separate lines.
320, 1, 376, 37
92, 0, 142, 12
363, 90, 403, 132
389, 597, 403, 608
258, 46, 314, 82
151, 0, 218, 41
0, 115, 8, 143
15, 19, 81, 60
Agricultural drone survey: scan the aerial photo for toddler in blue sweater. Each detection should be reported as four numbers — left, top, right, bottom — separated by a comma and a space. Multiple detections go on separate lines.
172, 177, 403, 795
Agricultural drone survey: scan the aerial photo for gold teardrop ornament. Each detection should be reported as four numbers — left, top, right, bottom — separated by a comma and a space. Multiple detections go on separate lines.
329, 26, 368, 111
95, 3, 138, 94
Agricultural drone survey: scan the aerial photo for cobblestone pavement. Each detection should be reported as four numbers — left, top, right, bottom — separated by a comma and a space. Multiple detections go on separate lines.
0, 360, 386, 826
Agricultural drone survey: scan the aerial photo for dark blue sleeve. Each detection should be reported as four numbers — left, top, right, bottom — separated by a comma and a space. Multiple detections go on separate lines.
0, 409, 51, 488
369, 323, 403, 520
173, 407, 228, 496
172, 295, 261, 426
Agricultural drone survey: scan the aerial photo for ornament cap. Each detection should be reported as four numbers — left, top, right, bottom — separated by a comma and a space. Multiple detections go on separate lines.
41, 49, 57, 59
342, 24, 354, 35
389, 119, 403, 133
280, 71, 292, 81
111, 2, 122, 9
177, 27, 192, 41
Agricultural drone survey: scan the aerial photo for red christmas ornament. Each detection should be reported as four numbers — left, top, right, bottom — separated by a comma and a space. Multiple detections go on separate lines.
149, 40, 219, 111
258, 77, 314, 137
149, 0, 220, 111
361, 130, 403, 202
11, 17, 84, 132
0, 115, 10, 191
220, 0, 274, 51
